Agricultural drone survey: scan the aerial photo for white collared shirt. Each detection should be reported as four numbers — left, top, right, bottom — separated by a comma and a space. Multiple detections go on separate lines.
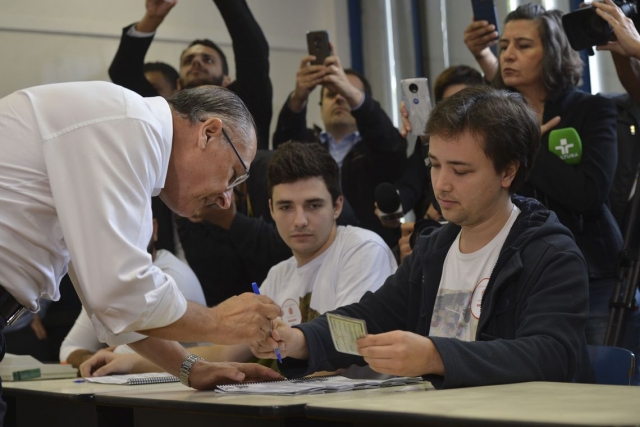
59, 250, 205, 361
0, 81, 187, 345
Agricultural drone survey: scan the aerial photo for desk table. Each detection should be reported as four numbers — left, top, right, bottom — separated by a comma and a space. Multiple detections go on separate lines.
305, 381, 640, 426
3, 378, 184, 427
3, 378, 431, 427
92, 381, 431, 427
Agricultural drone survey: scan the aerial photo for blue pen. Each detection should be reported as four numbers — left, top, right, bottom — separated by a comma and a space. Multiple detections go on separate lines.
252, 282, 283, 363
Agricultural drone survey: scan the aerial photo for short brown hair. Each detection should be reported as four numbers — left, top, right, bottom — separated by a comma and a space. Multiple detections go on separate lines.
426, 85, 540, 193
434, 65, 485, 104
267, 141, 341, 204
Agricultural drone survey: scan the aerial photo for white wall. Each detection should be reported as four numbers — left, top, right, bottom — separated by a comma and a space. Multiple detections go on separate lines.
0, 0, 351, 143
0, 0, 628, 143
437, 0, 625, 94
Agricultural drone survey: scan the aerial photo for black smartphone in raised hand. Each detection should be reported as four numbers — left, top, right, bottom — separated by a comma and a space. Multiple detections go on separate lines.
471, 0, 499, 33
471, 0, 499, 55
306, 30, 331, 65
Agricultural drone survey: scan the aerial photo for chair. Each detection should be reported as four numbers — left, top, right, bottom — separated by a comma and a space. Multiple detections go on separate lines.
588, 345, 636, 385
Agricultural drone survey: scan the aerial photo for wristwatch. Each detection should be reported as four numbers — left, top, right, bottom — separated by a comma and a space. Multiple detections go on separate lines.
179, 354, 203, 387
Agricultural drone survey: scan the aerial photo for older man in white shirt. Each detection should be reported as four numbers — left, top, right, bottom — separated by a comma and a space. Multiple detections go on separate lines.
0, 81, 282, 409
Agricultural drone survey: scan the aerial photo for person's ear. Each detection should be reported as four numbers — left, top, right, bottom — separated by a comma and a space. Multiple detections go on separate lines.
333, 195, 344, 219
268, 198, 274, 215
198, 117, 223, 150
221, 75, 232, 88
176, 79, 183, 91
501, 161, 519, 189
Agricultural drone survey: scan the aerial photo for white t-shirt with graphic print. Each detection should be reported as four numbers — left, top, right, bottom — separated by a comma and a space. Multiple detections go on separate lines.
429, 205, 520, 341
259, 226, 397, 326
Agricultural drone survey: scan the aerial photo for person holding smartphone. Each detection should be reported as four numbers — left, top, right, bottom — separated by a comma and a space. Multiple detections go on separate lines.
465, 4, 626, 351
393, 66, 486, 263
272, 42, 407, 249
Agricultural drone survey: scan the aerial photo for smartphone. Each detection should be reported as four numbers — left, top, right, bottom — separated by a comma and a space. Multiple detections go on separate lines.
400, 78, 432, 137
471, 0, 499, 54
306, 30, 331, 65
471, 0, 499, 32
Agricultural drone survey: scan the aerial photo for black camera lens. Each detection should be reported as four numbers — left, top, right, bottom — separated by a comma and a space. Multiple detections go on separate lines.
409, 83, 419, 93
562, 1, 638, 51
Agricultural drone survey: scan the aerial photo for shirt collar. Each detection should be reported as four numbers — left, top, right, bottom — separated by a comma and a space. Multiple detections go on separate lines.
319, 130, 361, 145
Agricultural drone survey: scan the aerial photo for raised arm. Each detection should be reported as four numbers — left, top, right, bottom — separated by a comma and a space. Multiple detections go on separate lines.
611, 53, 640, 105
463, 20, 499, 82
592, 0, 640, 104
108, 0, 177, 97
272, 55, 325, 147
214, 0, 272, 149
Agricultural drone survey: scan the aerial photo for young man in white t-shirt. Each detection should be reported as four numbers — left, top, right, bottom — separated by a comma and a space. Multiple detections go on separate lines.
81, 141, 396, 376
251, 86, 594, 388
260, 141, 397, 325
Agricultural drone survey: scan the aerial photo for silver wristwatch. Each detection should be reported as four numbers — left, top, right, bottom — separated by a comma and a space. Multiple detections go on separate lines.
179, 354, 203, 387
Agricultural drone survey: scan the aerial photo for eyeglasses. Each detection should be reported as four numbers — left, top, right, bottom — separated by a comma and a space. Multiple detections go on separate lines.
221, 127, 250, 190
198, 120, 250, 189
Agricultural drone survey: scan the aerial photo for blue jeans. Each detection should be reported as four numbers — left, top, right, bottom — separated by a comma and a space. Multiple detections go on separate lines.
588, 278, 640, 385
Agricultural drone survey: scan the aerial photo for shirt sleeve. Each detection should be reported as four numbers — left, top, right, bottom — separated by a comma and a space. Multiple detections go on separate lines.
59, 307, 105, 362
108, 24, 159, 98
126, 25, 155, 38
43, 118, 187, 346
215, 0, 272, 149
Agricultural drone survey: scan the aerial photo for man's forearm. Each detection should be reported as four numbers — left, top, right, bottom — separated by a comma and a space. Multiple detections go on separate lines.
139, 301, 218, 343
190, 343, 253, 363
476, 51, 498, 82
139, 295, 281, 346
129, 337, 190, 377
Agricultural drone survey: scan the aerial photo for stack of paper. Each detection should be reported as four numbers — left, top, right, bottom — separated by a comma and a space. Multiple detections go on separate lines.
216, 376, 424, 395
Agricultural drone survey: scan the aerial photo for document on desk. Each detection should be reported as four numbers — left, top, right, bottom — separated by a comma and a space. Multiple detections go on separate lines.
326, 313, 368, 355
216, 376, 424, 395
84, 373, 179, 385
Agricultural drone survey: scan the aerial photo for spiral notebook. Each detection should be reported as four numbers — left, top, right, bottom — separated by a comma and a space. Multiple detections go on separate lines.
215, 375, 424, 395
84, 373, 179, 385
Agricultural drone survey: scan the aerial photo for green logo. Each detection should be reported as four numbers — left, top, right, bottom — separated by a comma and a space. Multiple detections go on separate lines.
548, 127, 582, 165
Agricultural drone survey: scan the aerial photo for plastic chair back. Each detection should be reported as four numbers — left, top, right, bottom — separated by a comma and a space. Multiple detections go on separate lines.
588, 345, 636, 385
